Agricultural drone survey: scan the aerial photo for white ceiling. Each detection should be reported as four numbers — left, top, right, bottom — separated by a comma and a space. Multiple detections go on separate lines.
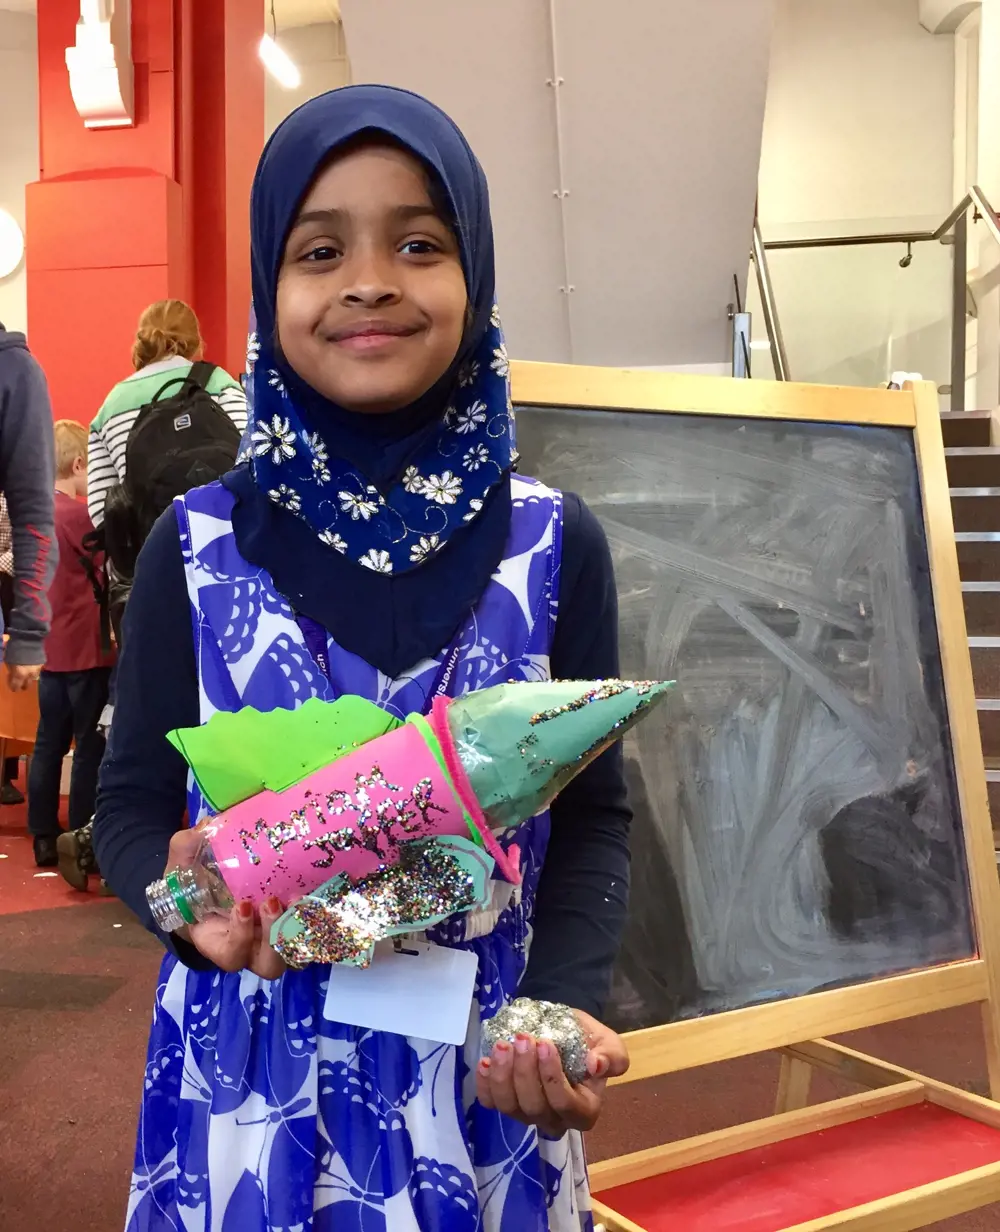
0, 0, 341, 26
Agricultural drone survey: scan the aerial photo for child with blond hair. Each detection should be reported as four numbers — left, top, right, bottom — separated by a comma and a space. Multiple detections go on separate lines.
29, 420, 114, 868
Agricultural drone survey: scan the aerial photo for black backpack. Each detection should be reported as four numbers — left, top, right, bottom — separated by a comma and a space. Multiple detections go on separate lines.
99, 361, 241, 642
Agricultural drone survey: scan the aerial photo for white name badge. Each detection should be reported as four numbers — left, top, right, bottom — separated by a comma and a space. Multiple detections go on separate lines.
323, 939, 479, 1046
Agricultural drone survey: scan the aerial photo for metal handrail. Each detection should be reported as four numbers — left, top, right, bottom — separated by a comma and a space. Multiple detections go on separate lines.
761, 187, 996, 252
749, 186, 1000, 390
751, 218, 789, 382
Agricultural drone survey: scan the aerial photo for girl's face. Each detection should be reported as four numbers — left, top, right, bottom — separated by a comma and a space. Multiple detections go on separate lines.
277, 142, 468, 413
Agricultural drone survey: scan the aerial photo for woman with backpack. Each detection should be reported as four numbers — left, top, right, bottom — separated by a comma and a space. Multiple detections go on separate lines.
61, 301, 248, 891
86, 298, 247, 530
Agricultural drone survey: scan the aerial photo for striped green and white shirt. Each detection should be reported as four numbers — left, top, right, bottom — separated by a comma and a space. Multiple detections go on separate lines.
87, 356, 247, 528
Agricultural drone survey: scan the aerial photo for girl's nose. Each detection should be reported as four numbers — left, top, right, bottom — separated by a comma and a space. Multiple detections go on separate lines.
338, 253, 403, 309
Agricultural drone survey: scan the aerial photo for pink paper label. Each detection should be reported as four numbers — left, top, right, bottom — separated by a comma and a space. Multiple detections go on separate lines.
205, 722, 469, 906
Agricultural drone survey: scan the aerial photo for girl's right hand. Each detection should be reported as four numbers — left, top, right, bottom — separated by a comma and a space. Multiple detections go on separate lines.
167, 827, 287, 980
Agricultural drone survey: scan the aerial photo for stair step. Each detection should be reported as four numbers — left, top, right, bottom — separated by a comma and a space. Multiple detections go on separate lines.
971, 643, 1000, 694
942, 411, 996, 447
964, 583, 1000, 635
957, 536, 1000, 580
978, 704, 1000, 760
950, 490, 1000, 532
947, 448, 1000, 487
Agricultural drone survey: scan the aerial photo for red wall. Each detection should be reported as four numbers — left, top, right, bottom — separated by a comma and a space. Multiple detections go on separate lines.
27, 0, 263, 423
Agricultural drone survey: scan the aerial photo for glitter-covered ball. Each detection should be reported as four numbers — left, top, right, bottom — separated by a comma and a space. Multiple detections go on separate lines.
481, 997, 589, 1085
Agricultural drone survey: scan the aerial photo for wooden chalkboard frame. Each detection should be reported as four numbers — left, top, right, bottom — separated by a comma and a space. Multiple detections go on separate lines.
510, 361, 1000, 1098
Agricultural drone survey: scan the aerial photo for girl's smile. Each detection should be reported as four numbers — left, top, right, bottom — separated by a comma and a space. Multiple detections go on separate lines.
326, 316, 422, 351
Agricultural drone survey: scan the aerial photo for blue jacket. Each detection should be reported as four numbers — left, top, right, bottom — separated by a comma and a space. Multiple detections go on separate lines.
0, 328, 56, 664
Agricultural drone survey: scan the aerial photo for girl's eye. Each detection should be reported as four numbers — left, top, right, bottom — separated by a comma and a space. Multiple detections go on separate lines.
400, 239, 440, 256
302, 244, 340, 263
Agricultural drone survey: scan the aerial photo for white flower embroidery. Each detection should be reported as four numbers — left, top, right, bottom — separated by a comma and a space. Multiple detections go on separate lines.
246, 332, 260, 369
339, 490, 380, 521
463, 497, 485, 523
318, 530, 347, 554
402, 465, 426, 495
458, 360, 480, 388
409, 534, 441, 563
490, 344, 509, 379
310, 431, 331, 482
359, 548, 393, 574
251, 415, 297, 464
267, 369, 286, 393
423, 471, 463, 505
490, 303, 501, 329
453, 401, 487, 435
463, 443, 490, 471
268, 484, 301, 514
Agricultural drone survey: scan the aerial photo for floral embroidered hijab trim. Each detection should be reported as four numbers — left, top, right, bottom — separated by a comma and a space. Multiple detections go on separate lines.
242, 303, 515, 576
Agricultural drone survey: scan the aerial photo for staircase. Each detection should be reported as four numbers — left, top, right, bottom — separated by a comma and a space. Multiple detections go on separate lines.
943, 410, 1000, 843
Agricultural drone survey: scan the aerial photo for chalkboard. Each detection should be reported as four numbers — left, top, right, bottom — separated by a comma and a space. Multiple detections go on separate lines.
516, 405, 975, 1034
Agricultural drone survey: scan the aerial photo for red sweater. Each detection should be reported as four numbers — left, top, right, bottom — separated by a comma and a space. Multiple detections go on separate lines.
44, 491, 115, 673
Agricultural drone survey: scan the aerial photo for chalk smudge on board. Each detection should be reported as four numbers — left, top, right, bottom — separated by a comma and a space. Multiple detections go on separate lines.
517, 408, 972, 1032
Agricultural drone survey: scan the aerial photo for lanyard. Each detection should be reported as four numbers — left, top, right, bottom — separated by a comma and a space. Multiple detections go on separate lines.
296, 614, 463, 702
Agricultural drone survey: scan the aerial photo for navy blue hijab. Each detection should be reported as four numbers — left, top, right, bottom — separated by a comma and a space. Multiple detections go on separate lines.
226, 85, 515, 678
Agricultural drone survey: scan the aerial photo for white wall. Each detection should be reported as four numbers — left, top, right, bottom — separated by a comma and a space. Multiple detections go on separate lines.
342, 0, 775, 369
749, 0, 955, 388
0, 11, 37, 335
266, 22, 350, 136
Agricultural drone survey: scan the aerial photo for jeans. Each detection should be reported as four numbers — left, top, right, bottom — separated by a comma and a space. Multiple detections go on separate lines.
28, 668, 112, 837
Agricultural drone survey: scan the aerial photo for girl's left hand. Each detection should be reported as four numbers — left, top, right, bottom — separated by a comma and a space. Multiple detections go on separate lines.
475, 1009, 629, 1136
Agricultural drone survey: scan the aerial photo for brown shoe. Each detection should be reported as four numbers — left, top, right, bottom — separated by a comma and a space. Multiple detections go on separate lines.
57, 821, 97, 891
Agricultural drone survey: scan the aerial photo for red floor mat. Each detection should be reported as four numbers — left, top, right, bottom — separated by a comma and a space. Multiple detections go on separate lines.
596, 1102, 1000, 1232
0, 795, 102, 915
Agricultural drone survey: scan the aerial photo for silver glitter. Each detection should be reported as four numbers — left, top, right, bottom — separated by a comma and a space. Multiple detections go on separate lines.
481, 997, 589, 1085
273, 839, 478, 969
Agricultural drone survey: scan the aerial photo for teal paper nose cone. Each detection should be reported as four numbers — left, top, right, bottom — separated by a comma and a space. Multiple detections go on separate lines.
446, 678, 673, 830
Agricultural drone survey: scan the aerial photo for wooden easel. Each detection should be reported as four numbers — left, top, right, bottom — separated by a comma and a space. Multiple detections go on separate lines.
510, 365, 1000, 1231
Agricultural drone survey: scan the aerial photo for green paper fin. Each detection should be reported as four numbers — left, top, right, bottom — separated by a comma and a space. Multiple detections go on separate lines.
270, 836, 495, 969
167, 695, 402, 811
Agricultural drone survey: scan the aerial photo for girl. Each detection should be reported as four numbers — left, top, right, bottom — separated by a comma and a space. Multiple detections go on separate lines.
95, 86, 632, 1231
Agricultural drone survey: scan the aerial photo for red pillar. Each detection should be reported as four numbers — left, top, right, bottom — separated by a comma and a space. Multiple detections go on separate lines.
27, 0, 264, 423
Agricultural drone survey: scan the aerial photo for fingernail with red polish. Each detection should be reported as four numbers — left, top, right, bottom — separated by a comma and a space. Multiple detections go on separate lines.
265, 896, 281, 915
479, 1058, 491, 1073
514, 1035, 531, 1054
238, 901, 253, 921
494, 1040, 512, 1056
537, 1041, 552, 1061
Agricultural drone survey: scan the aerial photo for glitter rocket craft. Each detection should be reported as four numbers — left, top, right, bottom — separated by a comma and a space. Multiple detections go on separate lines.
145, 678, 672, 963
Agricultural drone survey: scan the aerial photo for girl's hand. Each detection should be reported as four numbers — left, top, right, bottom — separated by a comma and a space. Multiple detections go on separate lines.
167, 827, 287, 981
475, 1009, 629, 1136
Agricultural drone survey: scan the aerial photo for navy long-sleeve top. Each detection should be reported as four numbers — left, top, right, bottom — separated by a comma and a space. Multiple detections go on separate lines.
93, 490, 631, 1018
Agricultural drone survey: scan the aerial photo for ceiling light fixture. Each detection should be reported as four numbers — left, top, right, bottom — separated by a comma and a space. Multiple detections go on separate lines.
260, 1, 301, 90
260, 33, 301, 89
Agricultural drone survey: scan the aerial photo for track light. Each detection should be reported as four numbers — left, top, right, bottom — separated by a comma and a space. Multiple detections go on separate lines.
259, 33, 301, 90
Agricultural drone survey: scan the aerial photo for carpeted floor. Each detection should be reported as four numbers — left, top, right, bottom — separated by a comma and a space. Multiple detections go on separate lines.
1, 802, 997, 1231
